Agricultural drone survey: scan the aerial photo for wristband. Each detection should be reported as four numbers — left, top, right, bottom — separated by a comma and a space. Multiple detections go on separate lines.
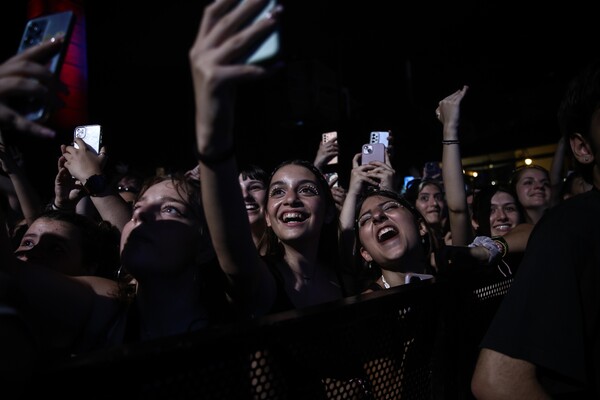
491, 236, 509, 258
441, 139, 460, 145
469, 235, 502, 264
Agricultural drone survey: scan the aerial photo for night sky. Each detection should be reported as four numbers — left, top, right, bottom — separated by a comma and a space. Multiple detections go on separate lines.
1, 1, 598, 193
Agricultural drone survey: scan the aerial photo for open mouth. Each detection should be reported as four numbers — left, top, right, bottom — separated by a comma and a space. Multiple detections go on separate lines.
281, 212, 308, 223
377, 226, 398, 242
245, 202, 259, 211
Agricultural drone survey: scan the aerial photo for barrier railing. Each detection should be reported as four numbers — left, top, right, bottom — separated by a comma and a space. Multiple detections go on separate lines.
31, 272, 513, 399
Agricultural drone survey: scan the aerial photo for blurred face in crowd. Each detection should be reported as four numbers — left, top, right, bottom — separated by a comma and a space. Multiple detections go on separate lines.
489, 191, 520, 237
239, 173, 267, 229
563, 174, 593, 200
415, 183, 445, 226
15, 217, 85, 276
514, 167, 551, 210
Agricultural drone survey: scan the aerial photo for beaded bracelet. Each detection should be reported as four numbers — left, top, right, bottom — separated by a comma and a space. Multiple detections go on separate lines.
441, 139, 460, 145
491, 235, 509, 258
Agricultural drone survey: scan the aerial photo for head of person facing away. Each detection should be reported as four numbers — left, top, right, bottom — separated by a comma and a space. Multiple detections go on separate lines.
558, 58, 600, 190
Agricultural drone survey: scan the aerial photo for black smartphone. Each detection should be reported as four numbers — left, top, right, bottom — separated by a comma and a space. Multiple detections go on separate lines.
243, 0, 280, 65
17, 10, 76, 121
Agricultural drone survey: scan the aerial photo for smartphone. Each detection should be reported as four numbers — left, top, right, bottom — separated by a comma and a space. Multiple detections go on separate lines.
370, 131, 391, 148
405, 273, 434, 284
244, 0, 280, 65
324, 172, 339, 188
423, 161, 442, 179
74, 125, 103, 155
322, 131, 338, 165
17, 10, 76, 121
361, 143, 386, 165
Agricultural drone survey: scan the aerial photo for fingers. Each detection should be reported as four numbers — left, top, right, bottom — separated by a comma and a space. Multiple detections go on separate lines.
352, 153, 361, 168
13, 37, 65, 65
0, 103, 56, 139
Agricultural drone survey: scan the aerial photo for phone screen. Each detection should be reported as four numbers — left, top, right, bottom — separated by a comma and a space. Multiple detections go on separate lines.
244, 0, 280, 65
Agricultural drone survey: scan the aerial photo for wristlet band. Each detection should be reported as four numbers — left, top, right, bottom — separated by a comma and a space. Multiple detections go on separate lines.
491, 236, 509, 258
442, 139, 460, 145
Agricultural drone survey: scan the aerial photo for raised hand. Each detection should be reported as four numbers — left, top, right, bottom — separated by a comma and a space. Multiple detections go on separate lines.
0, 38, 68, 139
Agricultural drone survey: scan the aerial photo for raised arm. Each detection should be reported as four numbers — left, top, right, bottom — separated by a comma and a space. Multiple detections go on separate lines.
61, 139, 132, 231
437, 85, 474, 246
0, 37, 68, 139
338, 152, 395, 273
189, 0, 282, 315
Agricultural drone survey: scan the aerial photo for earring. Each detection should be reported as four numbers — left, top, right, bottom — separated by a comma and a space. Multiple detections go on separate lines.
584, 156, 590, 162
368, 262, 372, 269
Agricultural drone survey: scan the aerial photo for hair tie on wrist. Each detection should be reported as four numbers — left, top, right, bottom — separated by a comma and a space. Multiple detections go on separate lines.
51, 201, 72, 211
441, 139, 460, 145
195, 146, 235, 165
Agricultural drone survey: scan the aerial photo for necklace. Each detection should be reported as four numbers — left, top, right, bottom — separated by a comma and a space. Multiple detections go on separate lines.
381, 274, 391, 289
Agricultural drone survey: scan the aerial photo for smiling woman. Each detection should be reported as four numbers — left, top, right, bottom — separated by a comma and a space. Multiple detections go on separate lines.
354, 188, 437, 292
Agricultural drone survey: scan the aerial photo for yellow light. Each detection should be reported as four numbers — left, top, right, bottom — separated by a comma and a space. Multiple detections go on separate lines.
472, 172, 478, 178
524, 158, 533, 165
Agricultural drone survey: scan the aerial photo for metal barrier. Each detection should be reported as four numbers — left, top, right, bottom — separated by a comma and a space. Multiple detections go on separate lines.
31, 273, 513, 399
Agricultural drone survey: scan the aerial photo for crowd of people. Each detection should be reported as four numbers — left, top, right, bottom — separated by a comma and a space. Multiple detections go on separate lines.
0, 0, 598, 398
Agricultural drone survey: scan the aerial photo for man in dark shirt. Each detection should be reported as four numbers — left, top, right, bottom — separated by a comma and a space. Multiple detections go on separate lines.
471, 60, 600, 399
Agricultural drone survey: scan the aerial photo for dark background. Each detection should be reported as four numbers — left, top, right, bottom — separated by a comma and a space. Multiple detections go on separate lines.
1, 1, 597, 193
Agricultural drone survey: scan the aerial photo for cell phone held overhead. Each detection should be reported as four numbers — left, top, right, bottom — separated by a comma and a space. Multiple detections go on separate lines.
361, 143, 386, 165
243, 0, 281, 66
73, 125, 103, 155
322, 131, 338, 165
369, 131, 391, 148
17, 10, 75, 121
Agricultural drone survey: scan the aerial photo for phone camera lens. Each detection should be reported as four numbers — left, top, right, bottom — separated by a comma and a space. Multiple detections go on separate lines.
75, 128, 86, 138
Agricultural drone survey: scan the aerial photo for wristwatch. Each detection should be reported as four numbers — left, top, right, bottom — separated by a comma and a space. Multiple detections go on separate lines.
83, 174, 108, 196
